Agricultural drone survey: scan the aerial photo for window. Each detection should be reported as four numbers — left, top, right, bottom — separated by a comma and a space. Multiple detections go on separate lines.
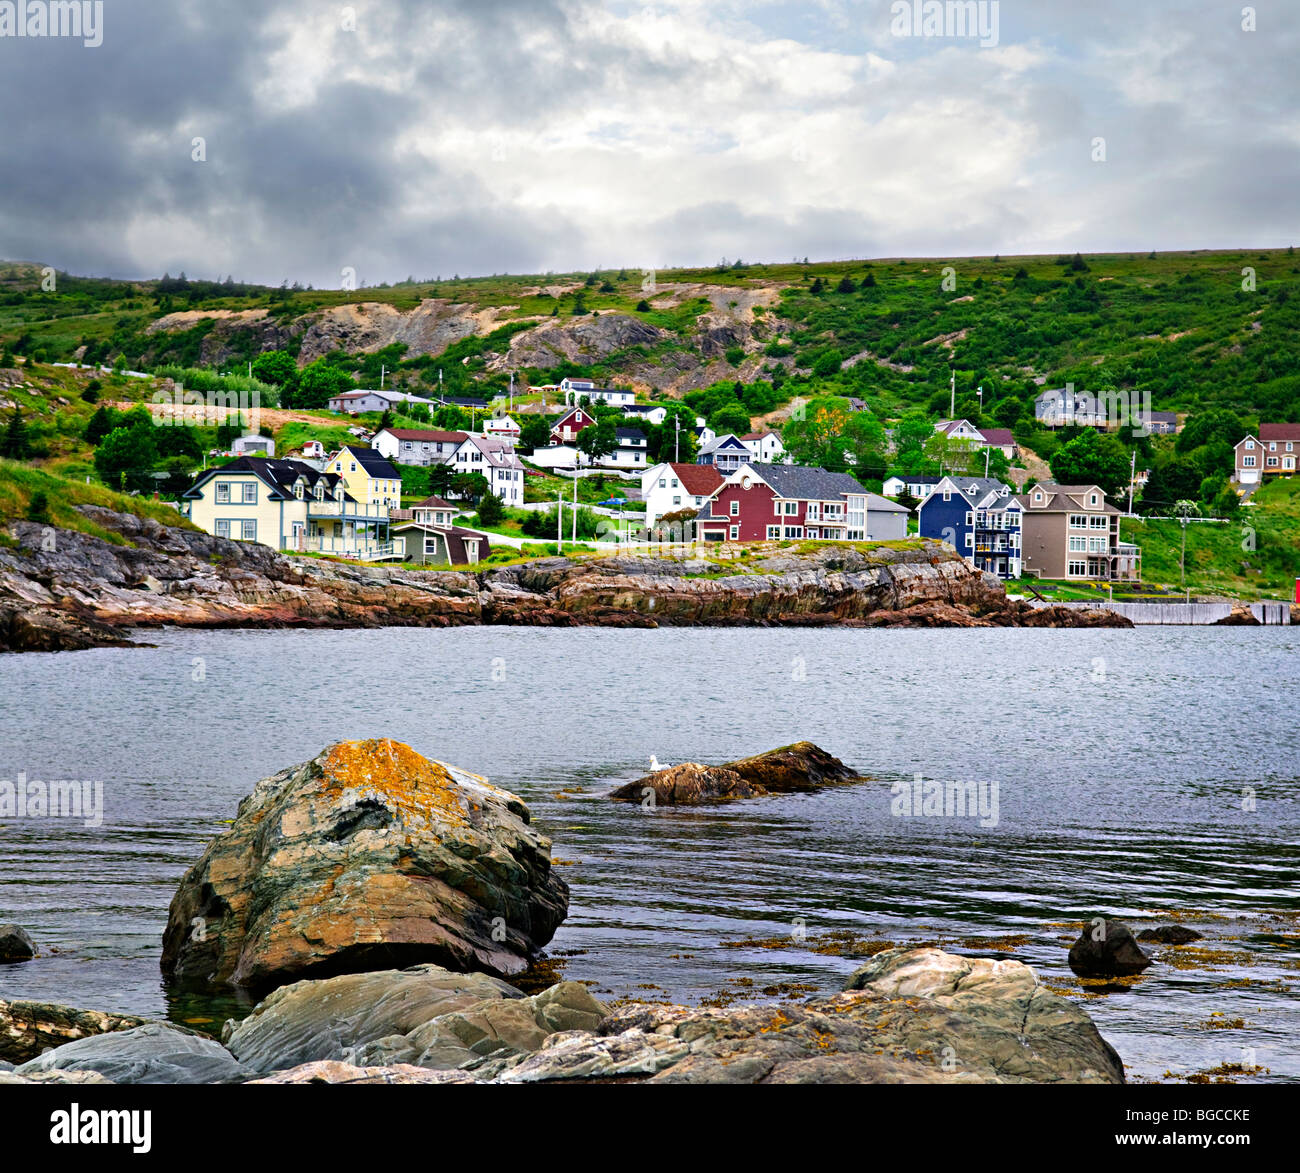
783, 526, 803, 538
965, 533, 973, 548
767, 525, 781, 539
729, 526, 739, 540
241, 520, 257, 542
965, 511, 974, 525
1089, 494, 1098, 506
1090, 515, 1108, 529
1267, 457, 1279, 467
1269, 442, 1277, 451
1246, 440, 1256, 449
215, 483, 231, 504
943, 489, 952, 502
1244, 456, 1256, 467
350, 463, 357, 472
730, 500, 740, 516
215, 519, 230, 538
242, 482, 257, 504
1068, 560, 1088, 577
782, 501, 799, 515
1069, 537, 1087, 553
1069, 514, 1090, 529
672, 496, 681, 506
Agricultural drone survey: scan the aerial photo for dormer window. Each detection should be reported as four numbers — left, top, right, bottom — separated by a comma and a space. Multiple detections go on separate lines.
1090, 494, 1098, 506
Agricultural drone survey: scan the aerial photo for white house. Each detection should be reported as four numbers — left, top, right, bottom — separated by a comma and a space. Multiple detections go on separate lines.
452, 435, 527, 505
328, 388, 437, 415
641, 462, 724, 528
526, 444, 585, 470
601, 427, 648, 470
483, 414, 521, 441
742, 431, 786, 463
560, 377, 636, 407
882, 474, 944, 501
372, 428, 468, 467
622, 404, 668, 427
232, 433, 274, 458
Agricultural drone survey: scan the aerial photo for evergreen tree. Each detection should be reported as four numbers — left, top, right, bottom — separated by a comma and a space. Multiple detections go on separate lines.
0, 407, 32, 459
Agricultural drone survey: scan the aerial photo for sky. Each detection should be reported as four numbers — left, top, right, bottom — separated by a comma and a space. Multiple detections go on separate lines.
0, 0, 1295, 286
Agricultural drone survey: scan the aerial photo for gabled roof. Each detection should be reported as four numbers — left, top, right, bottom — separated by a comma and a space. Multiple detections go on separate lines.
1016, 481, 1118, 514
379, 428, 468, 443
978, 427, 1015, 446
411, 495, 456, 511
667, 463, 724, 496
615, 427, 646, 441
1259, 423, 1300, 442
919, 476, 1019, 512
742, 431, 781, 442
553, 406, 595, 427
737, 462, 873, 501
182, 457, 352, 502
699, 433, 749, 453
334, 444, 401, 480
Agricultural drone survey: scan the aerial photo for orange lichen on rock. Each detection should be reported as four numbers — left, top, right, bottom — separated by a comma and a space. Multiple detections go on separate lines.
320, 739, 468, 825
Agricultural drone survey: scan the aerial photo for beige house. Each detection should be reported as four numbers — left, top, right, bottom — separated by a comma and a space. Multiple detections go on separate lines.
326, 444, 404, 508
1016, 482, 1141, 581
183, 457, 403, 561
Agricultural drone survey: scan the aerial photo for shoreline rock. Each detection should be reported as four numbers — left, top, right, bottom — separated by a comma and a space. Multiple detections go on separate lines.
0, 924, 37, 963
1067, 919, 1153, 977
609, 741, 861, 805
0, 508, 1133, 653
160, 739, 569, 991
0, 999, 145, 1065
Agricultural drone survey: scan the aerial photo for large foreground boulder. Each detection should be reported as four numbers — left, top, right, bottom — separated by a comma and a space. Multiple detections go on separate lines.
610, 742, 860, 806
0, 999, 145, 1065
15, 1022, 251, 1085
1067, 919, 1153, 977
161, 740, 569, 990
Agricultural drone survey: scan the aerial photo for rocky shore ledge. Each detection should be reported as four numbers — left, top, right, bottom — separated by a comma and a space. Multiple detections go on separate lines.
0, 506, 1131, 652
1, 739, 1126, 1085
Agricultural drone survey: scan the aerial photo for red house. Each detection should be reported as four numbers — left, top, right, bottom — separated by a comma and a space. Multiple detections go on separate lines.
695, 463, 907, 543
550, 407, 597, 445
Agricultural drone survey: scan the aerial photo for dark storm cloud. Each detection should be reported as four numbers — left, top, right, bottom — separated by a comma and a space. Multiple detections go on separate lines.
0, 0, 1296, 284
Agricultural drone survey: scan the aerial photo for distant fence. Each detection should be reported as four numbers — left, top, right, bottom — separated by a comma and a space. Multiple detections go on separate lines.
1029, 600, 1291, 625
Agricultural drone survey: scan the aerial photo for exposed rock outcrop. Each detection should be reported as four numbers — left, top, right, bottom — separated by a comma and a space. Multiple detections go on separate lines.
1067, 919, 1153, 977
14, 1022, 251, 1085
609, 741, 861, 805
0, 509, 1132, 652
1136, 925, 1203, 945
0, 999, 145, 1065
160, 740, 569, 991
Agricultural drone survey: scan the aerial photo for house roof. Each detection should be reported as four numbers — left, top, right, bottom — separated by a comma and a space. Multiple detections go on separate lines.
615, 427, 646, 441
921, 476, 1020, 512
1259, 423, 1300, 442
553, 407, 595, 428
183, 456, 352, 502
742, 431, 779, 442
334, 445, 401, 480
978, 428, 1015, 446
668, 463, 724, 496
380, 428, 468, 443
740, 462, 875, 502
1016, 481, 1119, 514
699, 433, 748, 453
411, 496, 456, 511
390, 520, 491, 564
1145, 411, 1178, 423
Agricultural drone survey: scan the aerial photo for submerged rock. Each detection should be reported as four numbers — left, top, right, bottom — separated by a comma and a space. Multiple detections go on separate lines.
15, 1022, 251, 1085
0, 925, 37, 963
610, 741, 860, 806
161, 739, 569, 990
0, 999, 145, 1065
1137, 925, 1204, 945
247, 1061, 472, 1085
1068, 919, 1153, 977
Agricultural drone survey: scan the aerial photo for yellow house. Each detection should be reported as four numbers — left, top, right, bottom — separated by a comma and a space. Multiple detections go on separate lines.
182, 457, 403, 560
327, 445, 403, 508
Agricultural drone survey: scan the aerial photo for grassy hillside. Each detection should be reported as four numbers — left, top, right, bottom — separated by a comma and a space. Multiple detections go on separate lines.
3, 250, 1297, 424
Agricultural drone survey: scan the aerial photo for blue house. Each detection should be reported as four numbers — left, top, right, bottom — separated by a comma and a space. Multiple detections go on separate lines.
916, 476, 1023, 579
697, 433, 751, 473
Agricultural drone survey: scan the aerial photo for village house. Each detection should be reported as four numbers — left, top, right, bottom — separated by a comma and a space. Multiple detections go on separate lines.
439, 394, 489, 411
559, 377, 636, 407
742, 431, 787, 463
328, 388, 436, 415
603, 427, 648, 469
694, 463, 909, 543
1016, 482, 1141, 581
371, 428, 468, 467
882, 474, 944, 501
326, 445, 404, 508
934, 420, 1017, 459
641, 462, 724, 529
452, 434, 527, 505
697, 433, 751, 474
483, 414, 521, 441
550, 406, 597, 445
1034, 388, 1108, 428
390, 496, 490, 566
182, 457, 403, 560
1234, 424, 1300, 484
622, 403, 669, 427
916, 476, 1023, 580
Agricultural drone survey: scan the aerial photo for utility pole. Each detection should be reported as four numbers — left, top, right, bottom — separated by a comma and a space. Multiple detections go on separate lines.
380, 365, 386, 390
572, 472, 578, 544
1128, 450, 1137, 517
675, 413, 680, 463
949, 366, 955, 419
977, 387, 988, 477
557, 491, 564, 551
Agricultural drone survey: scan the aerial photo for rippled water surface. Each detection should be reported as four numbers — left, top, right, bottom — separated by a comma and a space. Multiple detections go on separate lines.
1, 625, 1297, 1082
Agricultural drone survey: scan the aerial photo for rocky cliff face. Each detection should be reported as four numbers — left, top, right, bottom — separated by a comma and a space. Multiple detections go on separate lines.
0, 506, 1129, 652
